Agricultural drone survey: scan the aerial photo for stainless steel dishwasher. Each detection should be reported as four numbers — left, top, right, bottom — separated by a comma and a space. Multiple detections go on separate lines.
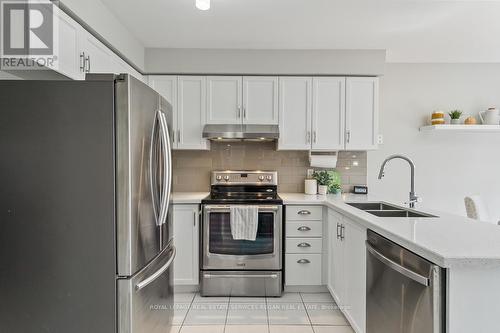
366, 230, 445, 333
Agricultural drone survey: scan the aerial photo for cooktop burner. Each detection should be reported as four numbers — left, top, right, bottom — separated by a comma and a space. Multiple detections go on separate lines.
202, 171, 282, 205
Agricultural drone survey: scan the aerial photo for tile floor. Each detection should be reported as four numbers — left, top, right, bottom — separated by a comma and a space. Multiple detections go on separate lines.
170, 292, 354, 333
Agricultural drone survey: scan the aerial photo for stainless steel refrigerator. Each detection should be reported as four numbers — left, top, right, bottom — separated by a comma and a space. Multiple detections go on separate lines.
0, 74, 175, 333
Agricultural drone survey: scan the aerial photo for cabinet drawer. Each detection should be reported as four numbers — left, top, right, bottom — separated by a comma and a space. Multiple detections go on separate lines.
286, 206, 323, 221
285, 254, 322, 285
286, 238, 322, 254
286, 221, 323, 238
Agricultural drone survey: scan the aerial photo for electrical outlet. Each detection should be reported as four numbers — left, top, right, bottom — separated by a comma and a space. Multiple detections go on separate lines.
377, 134, 384, 144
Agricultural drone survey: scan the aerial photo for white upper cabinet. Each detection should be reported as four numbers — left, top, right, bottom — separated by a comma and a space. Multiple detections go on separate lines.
149, 75, 209, 150
177, 76, 209, 150
312, 77, 345, 150
80, 32, 114, 74
50, 10, 143, 81
242, 76, 279, 124
55, 10, 84, 80
345, 77, 379, 150
206, 76, 242, 124
278, 77, 312, 150
148, 75, 178, 145
280, 76, 379, 151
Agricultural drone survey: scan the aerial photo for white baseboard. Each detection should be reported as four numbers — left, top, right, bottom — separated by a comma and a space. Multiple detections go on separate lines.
284, 285, 328, 293
174, 285, 199, 293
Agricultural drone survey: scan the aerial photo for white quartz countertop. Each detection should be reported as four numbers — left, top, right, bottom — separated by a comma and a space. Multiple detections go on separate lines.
280, 193, 500, 269
172, 192, 209, 204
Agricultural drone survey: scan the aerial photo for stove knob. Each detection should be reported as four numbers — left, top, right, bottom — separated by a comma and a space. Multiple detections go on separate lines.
223, 175, 230, 181
258, 175, 265, 181
266, 175, 272, 182
216, 175, 222, 181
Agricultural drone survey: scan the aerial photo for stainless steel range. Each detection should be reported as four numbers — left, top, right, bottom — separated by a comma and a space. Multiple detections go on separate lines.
200, 171, 283, 297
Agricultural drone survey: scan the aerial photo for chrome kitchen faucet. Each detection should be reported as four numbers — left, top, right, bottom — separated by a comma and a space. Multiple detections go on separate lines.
378, 154, 421, 208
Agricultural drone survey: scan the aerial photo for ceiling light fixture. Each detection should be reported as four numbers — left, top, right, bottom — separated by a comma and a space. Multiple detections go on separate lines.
196, 0, 210, 10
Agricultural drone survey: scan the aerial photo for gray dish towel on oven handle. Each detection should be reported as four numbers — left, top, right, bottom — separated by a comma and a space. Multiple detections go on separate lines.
230, 205, 259, 241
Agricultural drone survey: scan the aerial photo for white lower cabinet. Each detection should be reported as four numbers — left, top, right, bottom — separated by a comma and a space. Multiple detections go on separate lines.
285, 205, 323, 286
172, 204, 199, 286
343, 218, 366, 333
285, 253, 322, 285
327, 208, 367, 333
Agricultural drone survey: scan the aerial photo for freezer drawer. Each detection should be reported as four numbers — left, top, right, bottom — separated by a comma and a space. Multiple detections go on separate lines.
118, 244, 176, 333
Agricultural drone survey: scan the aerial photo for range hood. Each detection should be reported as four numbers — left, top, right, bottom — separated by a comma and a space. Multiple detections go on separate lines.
202, 124, 279, 142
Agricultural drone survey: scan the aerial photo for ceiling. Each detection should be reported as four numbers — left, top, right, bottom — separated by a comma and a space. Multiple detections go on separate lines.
100, 0, 500, 62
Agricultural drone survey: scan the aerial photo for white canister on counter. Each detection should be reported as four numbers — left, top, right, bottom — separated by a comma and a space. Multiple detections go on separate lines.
305, 179, 318, 195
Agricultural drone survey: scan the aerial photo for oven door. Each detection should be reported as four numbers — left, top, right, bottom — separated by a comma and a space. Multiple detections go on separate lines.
202, 205, 282, 270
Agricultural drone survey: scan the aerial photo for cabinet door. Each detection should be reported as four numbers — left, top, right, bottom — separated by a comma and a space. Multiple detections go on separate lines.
206, 76, 242, 124
329, 213, 344, 305
173, 205, 199, 285
343, 218, 367, 333
81, 32, 113, 74
242, 76, 278, 124
312, 77, 345, 150
148, 76, 178, 148
285, 254, 322, 286
178, 76, 209, 150
54, 10, 84, 80
277, 77, 312, 150
345, 77, 379, 150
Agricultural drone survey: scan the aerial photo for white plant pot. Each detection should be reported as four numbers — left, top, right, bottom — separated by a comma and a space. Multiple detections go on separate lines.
450, 119, 461, 125
318, 185, 328, 195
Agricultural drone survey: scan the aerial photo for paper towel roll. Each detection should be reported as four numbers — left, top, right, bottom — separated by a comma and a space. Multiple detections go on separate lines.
309, 151, 338, 168
305, 179, 317, 195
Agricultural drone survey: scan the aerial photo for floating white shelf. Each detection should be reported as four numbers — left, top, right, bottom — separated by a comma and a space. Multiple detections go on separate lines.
419, 124, 500, 133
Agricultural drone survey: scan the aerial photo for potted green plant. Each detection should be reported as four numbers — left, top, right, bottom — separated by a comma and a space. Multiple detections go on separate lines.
449, 110, 463, 124
329, 183, 342, 195
312, 170, 333, 195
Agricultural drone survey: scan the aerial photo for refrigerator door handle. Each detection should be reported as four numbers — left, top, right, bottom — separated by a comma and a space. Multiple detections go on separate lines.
157, 110, 172, 226
135, 245, 176, 291
149, 112, 160, 225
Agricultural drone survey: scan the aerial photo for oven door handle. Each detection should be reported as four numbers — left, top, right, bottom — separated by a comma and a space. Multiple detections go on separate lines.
202, 273, 279, 279
203, 205, 280, 212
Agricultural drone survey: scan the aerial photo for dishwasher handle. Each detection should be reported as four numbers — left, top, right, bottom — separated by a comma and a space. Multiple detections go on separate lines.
366, 241, 429, 286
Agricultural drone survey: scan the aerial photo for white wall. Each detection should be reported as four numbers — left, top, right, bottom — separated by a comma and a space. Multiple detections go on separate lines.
368, 63, 500, 216
60, 0, 145, 70
145, 49, 385, 75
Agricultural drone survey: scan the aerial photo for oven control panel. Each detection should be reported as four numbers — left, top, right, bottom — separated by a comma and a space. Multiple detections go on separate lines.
211, 171, 278, 185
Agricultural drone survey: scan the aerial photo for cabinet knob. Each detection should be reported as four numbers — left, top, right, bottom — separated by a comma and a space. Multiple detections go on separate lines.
297, 242, 311, 248
297, 259, 311, 264
297, 210, 311, 215
297, 226, 311, 231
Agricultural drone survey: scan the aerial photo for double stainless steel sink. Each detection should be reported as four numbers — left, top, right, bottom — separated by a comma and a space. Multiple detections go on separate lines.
346, 202, 437, 218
